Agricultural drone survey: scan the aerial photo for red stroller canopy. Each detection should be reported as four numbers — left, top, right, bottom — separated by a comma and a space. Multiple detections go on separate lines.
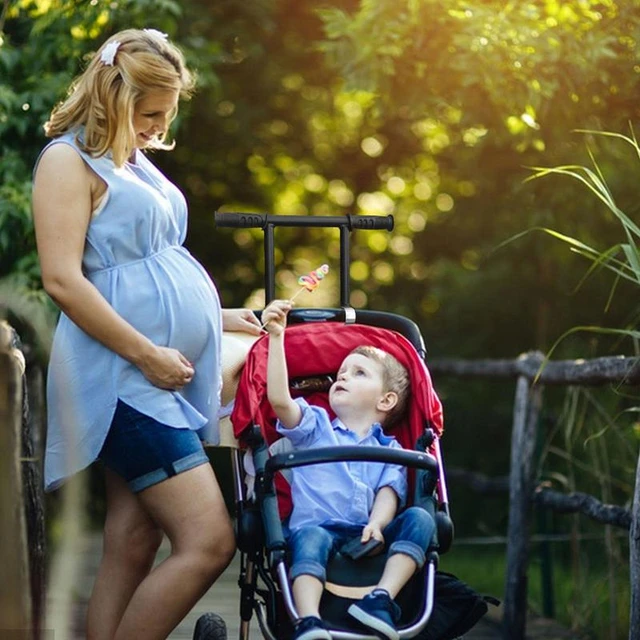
231, 323, 443, 451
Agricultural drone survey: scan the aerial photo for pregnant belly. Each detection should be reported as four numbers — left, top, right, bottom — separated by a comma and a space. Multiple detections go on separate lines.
104, 254, 221, 363
166, 281, 219, 362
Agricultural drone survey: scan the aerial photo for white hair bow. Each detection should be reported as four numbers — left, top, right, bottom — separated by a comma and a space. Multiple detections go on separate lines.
143, 28, 169, 40
100, 41, 121, 66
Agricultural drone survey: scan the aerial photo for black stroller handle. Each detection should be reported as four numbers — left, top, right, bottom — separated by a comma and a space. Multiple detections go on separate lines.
214, 212, 394, 305
214, 212, 394, 231
264, 445, 437, 484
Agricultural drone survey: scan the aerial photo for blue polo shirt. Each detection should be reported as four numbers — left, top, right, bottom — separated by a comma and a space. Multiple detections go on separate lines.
276, 398, 407, 532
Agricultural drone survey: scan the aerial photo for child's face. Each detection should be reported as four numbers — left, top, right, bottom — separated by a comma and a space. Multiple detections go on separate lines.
329, 353, 386, 414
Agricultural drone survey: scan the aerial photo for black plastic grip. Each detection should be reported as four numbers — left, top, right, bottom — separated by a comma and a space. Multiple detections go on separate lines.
348, 214, 394, 230
214, 212, 394, 231
214, 212, 267, 228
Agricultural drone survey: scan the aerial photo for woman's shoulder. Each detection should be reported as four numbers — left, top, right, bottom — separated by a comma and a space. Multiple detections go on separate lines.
34, 138, 88, 181
36, 128, 110, 169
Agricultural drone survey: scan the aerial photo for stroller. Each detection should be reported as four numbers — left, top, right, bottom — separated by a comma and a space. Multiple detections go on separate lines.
194, 213, 462, 640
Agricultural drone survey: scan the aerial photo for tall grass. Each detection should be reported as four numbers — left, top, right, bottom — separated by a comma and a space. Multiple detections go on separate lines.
504, 127, 640, 358
527, 128, 640, 293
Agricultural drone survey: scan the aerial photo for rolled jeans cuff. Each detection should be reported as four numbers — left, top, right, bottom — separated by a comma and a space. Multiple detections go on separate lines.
388, 541, 426, 569
290, 560, 327, 584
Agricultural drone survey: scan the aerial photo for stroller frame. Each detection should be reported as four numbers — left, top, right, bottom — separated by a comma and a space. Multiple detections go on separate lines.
198, 212, 453, 640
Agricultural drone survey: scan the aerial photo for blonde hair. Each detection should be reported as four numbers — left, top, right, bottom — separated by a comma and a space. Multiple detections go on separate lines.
350, 345, 411, 428
44, 29, 195, 167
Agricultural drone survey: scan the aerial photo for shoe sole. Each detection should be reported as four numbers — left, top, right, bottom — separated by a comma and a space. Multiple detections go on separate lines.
294, 627, 332, 640
347, 604, 400, 640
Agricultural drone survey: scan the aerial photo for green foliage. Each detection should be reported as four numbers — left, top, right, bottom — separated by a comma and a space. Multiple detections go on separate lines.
1, 0, 109, 289
0, 0, 216, 289
310, 0, 640, 356
157, 0, 640, 362
318, 0, 637, 138
4, 0, 640, 361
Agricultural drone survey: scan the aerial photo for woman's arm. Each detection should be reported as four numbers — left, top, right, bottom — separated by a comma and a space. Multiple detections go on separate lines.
33, 144, 194, 390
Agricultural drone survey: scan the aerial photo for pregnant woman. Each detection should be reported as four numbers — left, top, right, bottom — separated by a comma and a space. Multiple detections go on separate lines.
32, 28, 261, 640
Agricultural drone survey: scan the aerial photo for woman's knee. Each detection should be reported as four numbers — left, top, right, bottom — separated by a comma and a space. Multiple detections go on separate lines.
207, 524, 236, 567
103, 517, 163, 570
178, 512, 236, 571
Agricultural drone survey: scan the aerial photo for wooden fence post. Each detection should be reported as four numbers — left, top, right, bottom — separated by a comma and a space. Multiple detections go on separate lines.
23, 359, 47, 638
631, 451, 640, 640
0, 323, 32, 633
503, 374, 543, 640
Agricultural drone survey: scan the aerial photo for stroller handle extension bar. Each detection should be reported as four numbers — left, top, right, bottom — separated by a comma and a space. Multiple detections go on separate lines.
214, 212, 394, 231
214, 212, 395, 306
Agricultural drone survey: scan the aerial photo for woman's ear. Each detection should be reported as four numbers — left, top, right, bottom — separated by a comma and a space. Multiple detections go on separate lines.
377, 391, 398, 413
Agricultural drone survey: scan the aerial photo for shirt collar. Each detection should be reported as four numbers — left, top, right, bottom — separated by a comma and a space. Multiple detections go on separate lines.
333, 419, 394, 445
370, 422, 395, 445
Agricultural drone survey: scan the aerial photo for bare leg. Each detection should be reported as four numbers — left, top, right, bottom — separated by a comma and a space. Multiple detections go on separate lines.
377, 554, 418, 598
87, 469, 163, 640
113, 463, 236, 640
292, 575, 324, 617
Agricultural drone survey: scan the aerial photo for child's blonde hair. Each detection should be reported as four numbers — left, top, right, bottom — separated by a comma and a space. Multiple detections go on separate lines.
350, 345, 410, 428
44, 29, 195, 167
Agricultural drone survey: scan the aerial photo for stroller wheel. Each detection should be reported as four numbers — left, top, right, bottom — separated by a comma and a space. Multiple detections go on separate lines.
193, 612, 227, 640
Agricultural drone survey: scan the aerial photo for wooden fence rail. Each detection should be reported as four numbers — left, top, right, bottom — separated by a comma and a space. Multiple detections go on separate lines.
429, 351, 640, 640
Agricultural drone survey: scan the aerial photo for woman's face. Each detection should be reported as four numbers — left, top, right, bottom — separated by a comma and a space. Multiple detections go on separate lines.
132, 89, 180, 148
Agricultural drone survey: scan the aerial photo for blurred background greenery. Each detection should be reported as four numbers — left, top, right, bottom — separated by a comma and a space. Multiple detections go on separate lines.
2, 1, 639, 637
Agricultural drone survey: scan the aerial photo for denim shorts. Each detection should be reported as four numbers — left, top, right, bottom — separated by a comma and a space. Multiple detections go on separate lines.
99, 399, 209, 493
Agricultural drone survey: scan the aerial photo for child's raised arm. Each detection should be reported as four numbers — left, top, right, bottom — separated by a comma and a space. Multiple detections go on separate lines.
264, 300, 302, 429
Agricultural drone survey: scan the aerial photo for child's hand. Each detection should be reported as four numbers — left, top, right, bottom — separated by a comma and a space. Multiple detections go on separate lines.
361, 523, 385, 555
262, 299, 293, 336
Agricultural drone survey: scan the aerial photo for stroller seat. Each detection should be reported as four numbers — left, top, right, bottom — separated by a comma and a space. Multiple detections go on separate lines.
229, 320, 449, 640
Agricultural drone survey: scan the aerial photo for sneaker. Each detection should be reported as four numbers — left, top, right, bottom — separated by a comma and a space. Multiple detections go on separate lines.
292, 615, 331, 640
347, 589, 401, 640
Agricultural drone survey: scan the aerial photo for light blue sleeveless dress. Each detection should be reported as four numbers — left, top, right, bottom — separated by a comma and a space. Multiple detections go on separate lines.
39, 129, 223, 491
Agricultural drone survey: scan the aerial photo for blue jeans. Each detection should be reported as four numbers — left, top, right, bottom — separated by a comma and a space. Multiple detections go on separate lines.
288, 507, 435, 584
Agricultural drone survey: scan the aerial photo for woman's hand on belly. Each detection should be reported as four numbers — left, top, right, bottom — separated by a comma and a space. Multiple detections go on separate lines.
136, 344, 195, 390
